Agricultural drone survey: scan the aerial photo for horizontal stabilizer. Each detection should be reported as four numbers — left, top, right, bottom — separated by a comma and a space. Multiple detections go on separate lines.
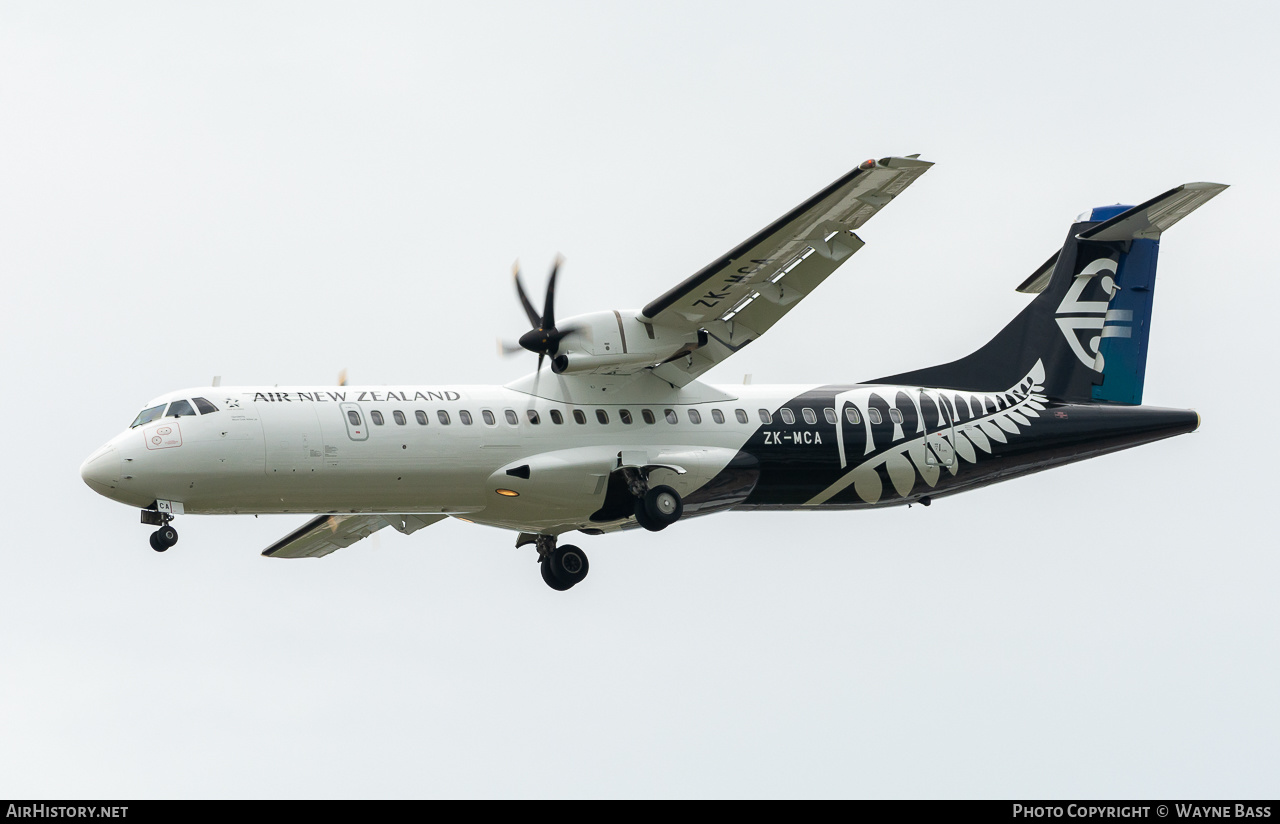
1017, 182, 1227, 294
1017, 251, 1060, 295
1079, 182, 1228, 242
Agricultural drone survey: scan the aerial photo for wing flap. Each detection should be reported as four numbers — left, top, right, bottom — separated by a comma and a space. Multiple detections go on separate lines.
262, 513, 446, 558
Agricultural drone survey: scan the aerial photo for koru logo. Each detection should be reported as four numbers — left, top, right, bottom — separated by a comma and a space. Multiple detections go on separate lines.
1055, 256, 1118, 369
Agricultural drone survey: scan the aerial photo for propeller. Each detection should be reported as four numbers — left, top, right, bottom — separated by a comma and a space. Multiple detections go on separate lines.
503, 256, 578, 375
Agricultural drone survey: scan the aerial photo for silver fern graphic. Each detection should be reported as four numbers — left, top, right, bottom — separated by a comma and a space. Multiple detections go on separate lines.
806, 360, 1049, 505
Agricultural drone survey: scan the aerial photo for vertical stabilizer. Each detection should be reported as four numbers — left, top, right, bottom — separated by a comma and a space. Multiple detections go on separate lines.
873, 183, 1226, 403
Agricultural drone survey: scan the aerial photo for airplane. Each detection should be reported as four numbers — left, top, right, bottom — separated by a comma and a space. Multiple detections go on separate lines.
79, 156, 1226, 591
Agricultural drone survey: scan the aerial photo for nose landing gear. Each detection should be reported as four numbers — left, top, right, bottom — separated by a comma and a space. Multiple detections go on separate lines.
142, 509, 179, 553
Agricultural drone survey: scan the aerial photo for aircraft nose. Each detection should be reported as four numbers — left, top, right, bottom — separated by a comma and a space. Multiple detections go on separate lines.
80, 445, 121, 494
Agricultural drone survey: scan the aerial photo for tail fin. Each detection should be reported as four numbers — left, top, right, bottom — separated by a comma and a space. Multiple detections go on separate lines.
875, 182, 1227, 403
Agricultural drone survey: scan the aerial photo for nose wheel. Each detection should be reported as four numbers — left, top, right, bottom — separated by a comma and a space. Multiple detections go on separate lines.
143, 510, 179, 552
149, 525, 178, 552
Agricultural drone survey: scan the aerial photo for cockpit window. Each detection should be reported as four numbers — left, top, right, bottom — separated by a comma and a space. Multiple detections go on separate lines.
166, 399, 196, 418
192, 397, 218, 415
130, 404, 166, 428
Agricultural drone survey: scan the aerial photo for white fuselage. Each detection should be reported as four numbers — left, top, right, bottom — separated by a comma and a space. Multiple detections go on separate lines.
81, 383, 817, 535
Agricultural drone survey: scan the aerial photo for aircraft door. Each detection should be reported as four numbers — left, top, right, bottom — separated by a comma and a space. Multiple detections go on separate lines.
340, 403, 369, 441
919, 389, 956, 469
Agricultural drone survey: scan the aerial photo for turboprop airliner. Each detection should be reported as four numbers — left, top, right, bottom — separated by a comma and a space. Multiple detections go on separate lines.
80, 156, 1226, 590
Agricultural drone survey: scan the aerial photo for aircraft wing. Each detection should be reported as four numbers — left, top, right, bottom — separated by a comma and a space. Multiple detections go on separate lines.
261, 513, 447, 558
639, 155, 932, 386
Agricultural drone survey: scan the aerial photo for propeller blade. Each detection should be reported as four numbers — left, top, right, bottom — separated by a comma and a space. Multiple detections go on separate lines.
512, 262, 541, 329
499, 339, 525, 356
541, 254, 562, 330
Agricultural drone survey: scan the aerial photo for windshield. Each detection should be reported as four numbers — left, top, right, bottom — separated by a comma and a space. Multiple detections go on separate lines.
130, 404, 166, 428
166, 399, 196, 418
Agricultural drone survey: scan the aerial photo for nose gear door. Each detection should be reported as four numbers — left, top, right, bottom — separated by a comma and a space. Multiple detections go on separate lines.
340, 403, 368, 441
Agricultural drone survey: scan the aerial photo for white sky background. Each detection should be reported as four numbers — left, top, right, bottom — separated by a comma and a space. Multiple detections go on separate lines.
2, 0, 1277, 799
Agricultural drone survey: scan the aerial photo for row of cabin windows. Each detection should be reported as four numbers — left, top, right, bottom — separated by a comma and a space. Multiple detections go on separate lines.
346, 405, 899, 429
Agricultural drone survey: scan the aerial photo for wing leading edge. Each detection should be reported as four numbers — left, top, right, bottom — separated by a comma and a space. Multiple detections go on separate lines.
640, 155, 932, 386
262, 513, 447, 558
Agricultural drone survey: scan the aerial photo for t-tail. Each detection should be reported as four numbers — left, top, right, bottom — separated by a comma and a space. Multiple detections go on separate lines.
877, 182, 1228, 403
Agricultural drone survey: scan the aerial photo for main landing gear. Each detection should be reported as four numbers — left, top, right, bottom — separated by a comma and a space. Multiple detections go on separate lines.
525, 534, 590, 591
634, 485, 683, 532
142, 510, 179, 553
620, 467, 684, 532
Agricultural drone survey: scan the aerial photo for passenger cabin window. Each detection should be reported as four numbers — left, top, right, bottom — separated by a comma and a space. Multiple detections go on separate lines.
735, 409, 748, 424
166, 399, 196, 418
712, 409, 725, 424
192, 397, 218, 415
131, 404, 166, 428
482, 410, 496, 425
642, 409, 656, 424
393, 410, 406, 425
415, 410, 428, 425
824, 408, 837, 424
759, 409, 772, 424
889, 409, 903, 424
868, 409, 882, 424
845, 407, 861, 425
528, 410, 541, 425
550, 409, 564, 424
371, 410, 385, 425
619, 409, 632, 425
596, 410, 609, 424
438, 410, 451, 425
780, 409, 795, 424
505, 409, 519, 425
688, 409, 702, 424
665, 409, 678, 424
347, 410, 362, 426
573, 410, 587, 424
460, 410, 474, 425
802, 408, 817, 425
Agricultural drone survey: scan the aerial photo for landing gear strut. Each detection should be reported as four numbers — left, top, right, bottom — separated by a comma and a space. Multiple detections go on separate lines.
524, 534, 589, 591
142, 510, 179, 553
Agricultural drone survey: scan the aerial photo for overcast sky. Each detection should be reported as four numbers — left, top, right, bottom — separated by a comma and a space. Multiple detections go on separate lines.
3, 0, 1277, 799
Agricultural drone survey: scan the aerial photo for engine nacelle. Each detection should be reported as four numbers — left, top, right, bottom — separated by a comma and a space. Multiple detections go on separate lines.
548, 310, 705, 376
552, 352, 655, 374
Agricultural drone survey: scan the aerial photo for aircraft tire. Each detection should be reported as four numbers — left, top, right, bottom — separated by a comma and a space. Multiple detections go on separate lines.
540, 559, 573, 591
643, 485, 683, 528
550, 544, 589, 586
149, 531, 168, 553
157, 525, 179, 548
634, 498, 665, 532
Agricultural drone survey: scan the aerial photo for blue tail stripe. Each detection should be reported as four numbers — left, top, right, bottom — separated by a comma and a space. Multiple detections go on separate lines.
1093, 238, 1160, 405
